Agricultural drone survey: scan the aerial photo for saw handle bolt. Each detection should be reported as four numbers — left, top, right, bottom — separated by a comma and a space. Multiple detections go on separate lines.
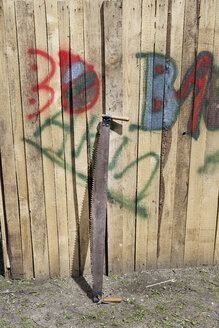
93, 295, 100, 303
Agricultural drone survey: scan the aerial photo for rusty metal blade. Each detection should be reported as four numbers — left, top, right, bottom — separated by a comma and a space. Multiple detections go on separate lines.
90, 118, 110, 302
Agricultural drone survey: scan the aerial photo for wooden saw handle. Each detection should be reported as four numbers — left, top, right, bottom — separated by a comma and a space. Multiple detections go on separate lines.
103, 298, 122, 303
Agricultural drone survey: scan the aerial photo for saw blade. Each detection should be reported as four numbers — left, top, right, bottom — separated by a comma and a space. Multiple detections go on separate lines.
90, 117, 111, 302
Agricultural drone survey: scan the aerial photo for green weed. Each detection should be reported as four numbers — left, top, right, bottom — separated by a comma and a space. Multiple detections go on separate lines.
63, 313, 74, 319
36, 302, 45, 308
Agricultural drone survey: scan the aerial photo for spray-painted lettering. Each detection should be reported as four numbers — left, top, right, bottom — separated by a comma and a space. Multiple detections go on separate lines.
28, 49, 56, 120
24, 111, 159, 218
28, 49, 100, 119
59, 50, 100, 114
134, 51, 218, 139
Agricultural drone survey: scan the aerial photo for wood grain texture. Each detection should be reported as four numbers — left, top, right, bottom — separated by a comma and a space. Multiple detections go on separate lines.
184, 0, 217, 267
122, 0, 142, 273
15, 0, 49, 278
46, 0, 70, 277
83, 0, 103, 274
171, 0, 198, 267
0, 152, 10, 277
33, 0, 60, 277
0, 0, 23, 278
104, 0, 123, 274
146, 0, 169, 269
135, 0, 155, 271
158, 0, 185, 268
197, 0, 218, 266
69, 0, 88, 276
3, 0, 33, 278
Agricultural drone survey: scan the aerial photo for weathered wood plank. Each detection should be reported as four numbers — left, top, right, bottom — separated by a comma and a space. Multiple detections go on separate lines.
121, 0, 142, 272
0, 0, 23, 278
104, 0, 123, 274
67, 0, 88, 277
59, 0, 79, 277
135, 0, 156, 271
0, 154, 9, 277
45, 0, 70, 277
69, 0, 91, 276
197, 0, 218, 266
82, 0, 103, 274
3, 0, 33, 278
15, 0, 49, 278
32, 0, 59, 277
158, 0, 185, 268
185, 0, 217, 267
146, 0, 169, 269
170, 0, 198, 267
212, 0, 219, 267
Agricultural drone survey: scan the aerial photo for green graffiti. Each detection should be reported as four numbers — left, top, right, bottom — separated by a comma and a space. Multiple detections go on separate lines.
198, 151, 219, 174
23, 113, 160, 218
108, 189, 148, 218
23, 138, 87, 186
108, 136, 129, 171
75, 115, 97, 158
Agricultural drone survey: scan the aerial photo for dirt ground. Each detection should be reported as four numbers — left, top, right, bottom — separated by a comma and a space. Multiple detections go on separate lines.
0, 267, 218, 328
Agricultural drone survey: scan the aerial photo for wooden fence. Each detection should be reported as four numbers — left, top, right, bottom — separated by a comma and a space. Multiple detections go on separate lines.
0, 0, 218, 279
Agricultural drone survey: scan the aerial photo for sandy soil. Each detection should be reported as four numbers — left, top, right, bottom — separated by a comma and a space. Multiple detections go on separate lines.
0, 267, 218, 328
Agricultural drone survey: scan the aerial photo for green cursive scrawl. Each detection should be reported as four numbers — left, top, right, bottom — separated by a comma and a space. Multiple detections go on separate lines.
23, 111, 159, 218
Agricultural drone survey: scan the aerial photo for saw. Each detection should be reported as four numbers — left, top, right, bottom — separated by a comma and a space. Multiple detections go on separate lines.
90, 114, 129, 303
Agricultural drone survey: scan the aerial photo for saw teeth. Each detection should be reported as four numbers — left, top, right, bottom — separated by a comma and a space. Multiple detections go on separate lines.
89, 121, 111, 299
89, 126, 100, 279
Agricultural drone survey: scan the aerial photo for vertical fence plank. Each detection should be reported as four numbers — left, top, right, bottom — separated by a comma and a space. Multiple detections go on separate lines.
170, 0, 198, 267
185, 0, 217, 267
157, 0, 185, 268
69, 0, 90, 276
32, 0, 59, 277
212, 0, 219, 267
177, 1, 198, 266
104, 1, 123, 274
15, 0, 49, 278
82, 0, 103, 274
67, 0, 89, 277
0, 0, 23, 278
59, 0, 79, 277
45, 0, 70, 277
196, 0, 218, 266
121, 0, 142, 273
146, 0, 169, 269
3, 0, 33, 277
135, 0, 156, 271
0, 156, 9, 277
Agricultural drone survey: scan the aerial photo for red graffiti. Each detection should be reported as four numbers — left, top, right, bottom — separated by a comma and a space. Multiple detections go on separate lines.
28, 49, 100, 119
177, 53, 212, 137
28, 49, 56, 120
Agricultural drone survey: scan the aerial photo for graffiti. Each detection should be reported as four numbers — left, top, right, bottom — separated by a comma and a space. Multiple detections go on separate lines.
177, 52, 213, 139
24, 48, 219, 219
28, 49, 100, 119
132, 51, 218, 139
130, 53, 178, 131
60, 50, 100, 114
24, 111, 160, 218
198, 150, 219, 174
28, 49, 56, 120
